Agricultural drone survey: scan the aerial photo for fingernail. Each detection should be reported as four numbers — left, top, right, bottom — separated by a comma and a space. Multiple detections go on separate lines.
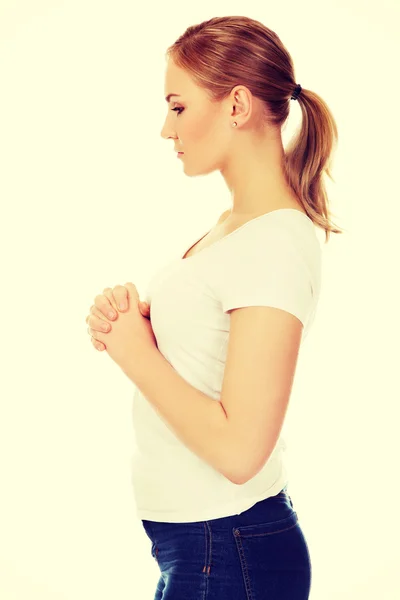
108, 311, 116, 319
119, 302, 126, 310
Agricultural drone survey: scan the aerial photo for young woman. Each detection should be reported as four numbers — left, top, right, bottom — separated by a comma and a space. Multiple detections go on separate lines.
88, 14, 341, 600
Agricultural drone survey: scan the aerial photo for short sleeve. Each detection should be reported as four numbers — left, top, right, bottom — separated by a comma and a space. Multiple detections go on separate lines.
215, 224, 316, 326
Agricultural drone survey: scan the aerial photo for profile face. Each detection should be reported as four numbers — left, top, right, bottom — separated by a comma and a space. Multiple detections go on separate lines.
161, 58, 231, 176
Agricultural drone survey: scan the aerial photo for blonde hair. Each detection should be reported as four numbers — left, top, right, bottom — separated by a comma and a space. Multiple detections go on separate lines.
166, 15, 342, 243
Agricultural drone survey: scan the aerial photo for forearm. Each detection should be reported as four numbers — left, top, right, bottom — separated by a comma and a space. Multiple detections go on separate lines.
121, 347, 240, 484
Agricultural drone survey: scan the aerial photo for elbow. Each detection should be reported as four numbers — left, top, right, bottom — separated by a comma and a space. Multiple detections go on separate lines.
221, 458, 249, 486
225, 473, 246, 486
230, 474, 249, 486
226, 469, 253, 486
230, 467, 255, 486
223, 460, 255, 486
220, 420, 273, 485
224, 451, 271, 486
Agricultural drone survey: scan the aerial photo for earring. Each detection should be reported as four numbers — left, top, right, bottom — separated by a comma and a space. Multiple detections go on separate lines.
232, 122, 237, 127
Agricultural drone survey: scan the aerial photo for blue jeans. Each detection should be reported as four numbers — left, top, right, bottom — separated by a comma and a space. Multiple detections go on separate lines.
141, 485, 312, 599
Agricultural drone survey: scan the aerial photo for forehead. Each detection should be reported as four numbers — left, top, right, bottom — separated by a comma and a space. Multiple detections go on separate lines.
164, 59, 193, 101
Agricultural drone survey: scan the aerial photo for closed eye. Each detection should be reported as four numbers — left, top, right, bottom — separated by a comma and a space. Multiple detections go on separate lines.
171, 107, 184, 115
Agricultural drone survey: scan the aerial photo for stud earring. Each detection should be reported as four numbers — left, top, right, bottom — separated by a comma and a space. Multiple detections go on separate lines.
232, 122, 237, 127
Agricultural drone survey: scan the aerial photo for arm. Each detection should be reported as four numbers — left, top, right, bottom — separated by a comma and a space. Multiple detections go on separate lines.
124, 303, 304, 487
122, 347, 242, 485
121, 209, 238, 482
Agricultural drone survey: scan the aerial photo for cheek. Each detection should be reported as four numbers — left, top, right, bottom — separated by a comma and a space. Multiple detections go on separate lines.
184, 113, 224, 147
183, 117, 207, 142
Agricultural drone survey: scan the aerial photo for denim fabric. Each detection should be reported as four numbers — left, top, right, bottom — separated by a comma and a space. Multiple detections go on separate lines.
142, 486, 312, 599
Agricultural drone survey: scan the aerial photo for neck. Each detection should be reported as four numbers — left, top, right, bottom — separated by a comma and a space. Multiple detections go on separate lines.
220, 130, 296, 216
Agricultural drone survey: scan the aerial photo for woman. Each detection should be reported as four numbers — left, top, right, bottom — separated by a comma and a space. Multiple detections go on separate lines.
89, 14, 342, 600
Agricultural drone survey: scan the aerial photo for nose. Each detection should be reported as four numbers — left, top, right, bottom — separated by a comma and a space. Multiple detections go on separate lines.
160, 124, 176, 141
160, 112, 178, 140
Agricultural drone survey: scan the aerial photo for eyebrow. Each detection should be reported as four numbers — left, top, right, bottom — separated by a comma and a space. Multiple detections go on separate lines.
165, 93, 181, 103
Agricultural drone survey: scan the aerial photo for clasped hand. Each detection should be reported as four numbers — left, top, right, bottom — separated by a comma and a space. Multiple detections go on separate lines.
86, 282, 156, 374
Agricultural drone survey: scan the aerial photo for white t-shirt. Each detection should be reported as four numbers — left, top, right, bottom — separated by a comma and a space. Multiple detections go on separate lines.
130, 209, 322, 523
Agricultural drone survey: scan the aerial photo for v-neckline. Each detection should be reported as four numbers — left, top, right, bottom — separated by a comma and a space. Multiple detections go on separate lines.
181, 208, 311, 261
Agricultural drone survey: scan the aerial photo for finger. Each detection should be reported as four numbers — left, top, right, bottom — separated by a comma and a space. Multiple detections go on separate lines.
85, 309, 107, 351
85, 305, 109, 325
87, 313, 111, 333
94, 289, 119, 320
87, 326, 106, 348
123, 282, 139, 306
112, 285, 129, 312
91, 335, 106, 351
139, 301, 150, 317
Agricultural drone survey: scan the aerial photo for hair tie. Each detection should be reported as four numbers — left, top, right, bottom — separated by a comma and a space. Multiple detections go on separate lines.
291, 84, 302, 101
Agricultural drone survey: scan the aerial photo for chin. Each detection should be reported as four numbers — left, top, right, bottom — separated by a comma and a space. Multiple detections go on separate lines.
184, 161, 219, 178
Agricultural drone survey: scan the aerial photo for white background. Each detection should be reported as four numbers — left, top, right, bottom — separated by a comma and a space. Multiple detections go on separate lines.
1, 1, 399, 598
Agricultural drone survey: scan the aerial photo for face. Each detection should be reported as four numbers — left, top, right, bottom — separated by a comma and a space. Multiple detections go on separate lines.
161, 58, 233, 176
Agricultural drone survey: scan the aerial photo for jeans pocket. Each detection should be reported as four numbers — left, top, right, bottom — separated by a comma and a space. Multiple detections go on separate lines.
233, 511, 298, 539
232, 512, 312, 600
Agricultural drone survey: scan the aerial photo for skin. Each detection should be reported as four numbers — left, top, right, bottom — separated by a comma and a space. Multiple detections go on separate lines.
86, 289, 150, 352
88, 57, 302, 348
161, 57, 302, 220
